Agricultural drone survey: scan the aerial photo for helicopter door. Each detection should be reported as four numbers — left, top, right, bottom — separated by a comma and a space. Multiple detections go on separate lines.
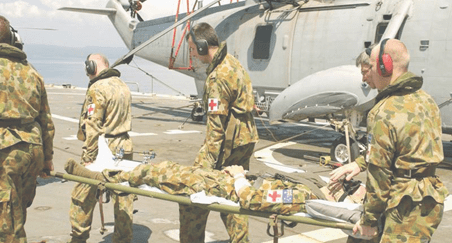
244, 8, 296, 91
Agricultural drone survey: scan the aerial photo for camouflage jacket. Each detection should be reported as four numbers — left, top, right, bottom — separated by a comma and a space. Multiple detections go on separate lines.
77, 69, 132, 162
360, 72, 449, 226
196, 42, 258, 167
113, 161, 317, 215
0, 43, 55, 161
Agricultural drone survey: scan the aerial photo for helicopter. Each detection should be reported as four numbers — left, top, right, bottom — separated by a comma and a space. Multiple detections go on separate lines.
59, 0, 452, 164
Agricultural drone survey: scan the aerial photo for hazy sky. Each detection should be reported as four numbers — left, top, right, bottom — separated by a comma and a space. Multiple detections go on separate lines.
1, 0, 236, 48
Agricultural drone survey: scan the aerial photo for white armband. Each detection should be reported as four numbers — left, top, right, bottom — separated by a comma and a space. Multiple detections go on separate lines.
234, 176, 251, 195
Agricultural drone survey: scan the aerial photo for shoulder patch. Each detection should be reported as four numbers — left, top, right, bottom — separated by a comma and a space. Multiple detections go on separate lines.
267, 190, 282, 203
87, 104, 95, 117
266, 189, 293, 204
207, 98, 219, 112
282, 189, 293, 204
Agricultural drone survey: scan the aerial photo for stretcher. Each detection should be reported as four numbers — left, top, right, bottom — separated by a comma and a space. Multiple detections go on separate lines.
52, 135, 369, 241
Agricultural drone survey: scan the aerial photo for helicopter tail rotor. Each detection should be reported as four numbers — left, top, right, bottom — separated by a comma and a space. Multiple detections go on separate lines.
123, 0, 146, 21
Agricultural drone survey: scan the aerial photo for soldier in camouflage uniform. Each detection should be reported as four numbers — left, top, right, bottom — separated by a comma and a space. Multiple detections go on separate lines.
68, 54, 135, 243
0, 16, 55, 243
330, 39, 449, 242
65, 160, 320, 215
180, 22, 259, 242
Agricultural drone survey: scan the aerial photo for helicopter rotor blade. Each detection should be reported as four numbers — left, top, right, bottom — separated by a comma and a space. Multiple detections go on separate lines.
111, 0, 222, 68
137, 12, 144, 22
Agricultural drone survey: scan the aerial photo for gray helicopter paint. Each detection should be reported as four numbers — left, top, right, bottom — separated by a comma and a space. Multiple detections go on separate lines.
270, 65, 377, 122
61, 0, 452, 133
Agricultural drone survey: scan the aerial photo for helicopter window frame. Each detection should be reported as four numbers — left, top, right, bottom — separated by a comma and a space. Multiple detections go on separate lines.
374, 18, 406, 43
253, 24, 273, 60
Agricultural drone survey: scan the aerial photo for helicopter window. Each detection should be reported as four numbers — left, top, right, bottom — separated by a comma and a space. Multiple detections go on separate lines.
375, 23, 388, 43
374, 19, 406, 43
253, 25, 273, 59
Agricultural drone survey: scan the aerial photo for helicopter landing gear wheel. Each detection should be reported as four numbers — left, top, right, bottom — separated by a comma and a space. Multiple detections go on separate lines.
190, 102, 205, 122
330, 136, 359, 164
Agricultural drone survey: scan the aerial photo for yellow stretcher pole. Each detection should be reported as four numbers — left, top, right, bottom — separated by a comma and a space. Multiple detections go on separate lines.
51, 171, 354, 230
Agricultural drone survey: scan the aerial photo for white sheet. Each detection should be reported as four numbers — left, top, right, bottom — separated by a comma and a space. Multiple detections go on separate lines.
85, 135, 143, 172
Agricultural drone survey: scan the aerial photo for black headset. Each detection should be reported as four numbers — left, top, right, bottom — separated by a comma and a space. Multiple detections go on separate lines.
85, 54, 97, 76
9, 26, 23, 50
365, 47, 372, 57
189, 29, 209, 56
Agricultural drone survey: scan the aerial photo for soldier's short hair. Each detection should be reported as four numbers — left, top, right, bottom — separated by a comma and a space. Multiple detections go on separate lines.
355, 44, 376, 67
186, 22, 219, 47
0, 16, 12, 45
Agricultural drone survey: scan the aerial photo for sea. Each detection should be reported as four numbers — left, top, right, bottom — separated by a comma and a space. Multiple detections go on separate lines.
25, 44, 198, 97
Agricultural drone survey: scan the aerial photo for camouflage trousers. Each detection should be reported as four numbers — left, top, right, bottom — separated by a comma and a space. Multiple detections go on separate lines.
69, 154, 135, 243
181, 143, 254, 243
179, 206, 248, 243
69, 183, 135, 243
379, 196, 443, 243
0, 142, 44, 243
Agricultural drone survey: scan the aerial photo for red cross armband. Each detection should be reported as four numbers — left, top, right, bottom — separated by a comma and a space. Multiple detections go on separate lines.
207, 98, 227, 115
87, 103, 96, 117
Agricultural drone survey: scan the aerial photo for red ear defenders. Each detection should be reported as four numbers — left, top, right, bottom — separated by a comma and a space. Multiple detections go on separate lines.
85, 54, 96, 76
377, 38, 393, 77
189, 29, 209, 56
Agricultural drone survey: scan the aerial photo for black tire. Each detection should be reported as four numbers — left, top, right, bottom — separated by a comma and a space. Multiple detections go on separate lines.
191, 113, 204, 122
190, 105, 205, 122
330, 136, 360, 164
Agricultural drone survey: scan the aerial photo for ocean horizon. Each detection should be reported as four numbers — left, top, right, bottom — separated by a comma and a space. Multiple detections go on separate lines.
25, 44, 197, 97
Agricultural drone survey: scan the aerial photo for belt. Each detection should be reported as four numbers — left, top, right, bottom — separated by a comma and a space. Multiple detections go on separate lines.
0, 119, 34, 127
393, 166, 437, 179
105, 132, 127, 138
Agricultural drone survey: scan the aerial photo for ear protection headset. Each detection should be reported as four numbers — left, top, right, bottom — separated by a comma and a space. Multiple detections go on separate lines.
189, 29, 209, 56
9, 26, 23, 50
85, 54, 97, 76
377, 38, 393, 77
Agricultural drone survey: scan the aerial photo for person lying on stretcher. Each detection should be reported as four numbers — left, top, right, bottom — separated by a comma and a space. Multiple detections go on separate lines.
64, 159, 372, 240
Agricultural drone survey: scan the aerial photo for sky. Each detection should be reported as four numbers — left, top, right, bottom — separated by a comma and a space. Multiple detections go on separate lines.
1, 0, 238, 48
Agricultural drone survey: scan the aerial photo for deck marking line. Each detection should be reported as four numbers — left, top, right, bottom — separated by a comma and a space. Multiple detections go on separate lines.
164, 229, 217, 242
303, 228, 348, 242
52, 114, 79, 123
63, 135, 78, 141
262, 234, 323, 243
444, 194, 452, 212
262, 228, 347, 243
164, 130, 201, 135
254, 141, 305, 173
128, 131, 157, 136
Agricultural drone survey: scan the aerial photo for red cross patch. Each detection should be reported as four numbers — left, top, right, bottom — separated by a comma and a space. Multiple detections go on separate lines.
87, 104, 95, 116
266, 190, 282, 203
207, 98, 219, 112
